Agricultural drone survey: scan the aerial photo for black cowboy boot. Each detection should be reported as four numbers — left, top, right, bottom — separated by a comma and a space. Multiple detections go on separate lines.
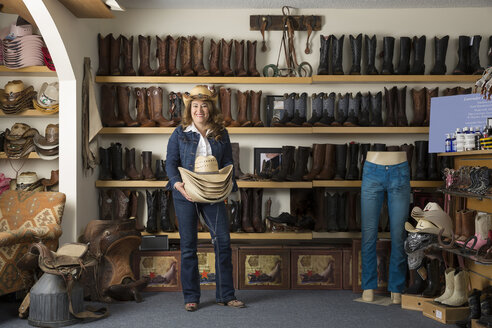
430, 36, 449, 75
381, 36, 395, 75
99, 189, 113, 220
396, 86, 408, 127
317, 35, 330, 75
155, 159, 167, 180
286, 92, 307, 127
409, 36, 426, 74
344, 92, 361, 127
422, 258, 442, 297
346, 142, 360, 180
400, 143, 414, 176
304, 93, 324, 127
334, 144, 347, 180
456, 289, 481, 328
332, 93, 348, 126
286, 146, 311, 181
414, 140, 428, 180
470, 35, 484, 75
349, 34, 362, 74
314, 92, 336, 126
110, 143, 126, 180
384, 86, 397, 127
403, 259, 427, 294
240, 188, 255, 232
395, 37, 411, 75
158, 189, 173, 232
271, 146, 296, 181
228, 199, 242, 232
325, 192, 339, 232
359, 143, 371, 179
365, 34, 378, 75
359, 93, 370, 126
337, 192, 347, 231
145, 190, 158, 233
370, 91, 383, 126
273, 93, 295, 127
428, 153, 439, 181
372, 143, 386, 151
453, 36, 471, 75
99, 146, 112, 180
331, 35, 344, 75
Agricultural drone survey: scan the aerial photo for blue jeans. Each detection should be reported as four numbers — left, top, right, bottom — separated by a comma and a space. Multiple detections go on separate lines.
172, 190, 236, 304
361, 161, 410, 293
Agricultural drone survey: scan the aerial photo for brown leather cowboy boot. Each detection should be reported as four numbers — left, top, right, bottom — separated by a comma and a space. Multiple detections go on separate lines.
191, 36, 210, 76
458, 209, 476, 242
410, 87, 427, 126
219, 87, 239, 127
134, 87, 156, 127
234, 40, 247, 77
129, 191, 144, 231
125, 147, 142, 180
384, 86, 397, 127
209, 39, 221, 76
423, 87, 439, 126
237, 90, 252, 127
167, 35, 180, 76
111, 189, 130, 221
141, 151, 155, 180
240, 188, 255, 232
315, 144, 335, 180
99, 189, 112, 220
250, 90, 263, 127
97, 33, 110, 76
168, 92, 183, 125
396, 86, 408, 127
179, 36, 195, 76
303, 144, 326, 181
147, 86, 175, 127
442, 87, 458, 97
456, 87, 472, 95
247, 40, 260, 77
117, 86, 139, 127
220, 39, 234, 76
156, 36, 169, 76
251, 188, 264, 232
138, 35, 155, 76
101, 85, 125, 127
121, 35, 136, 76
110, 34, 121, 76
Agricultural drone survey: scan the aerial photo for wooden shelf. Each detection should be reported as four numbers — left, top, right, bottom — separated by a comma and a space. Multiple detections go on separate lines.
312, 75, 478, 83
95, 76, 312, 84
227, 127, 312, 134
438, 150, 492, 157
0, 65, 56, 75
96, 180, 168, 188
237, 181, 311, 188
141, 232, 313, 240
98, 127, 175, 135
312, 180, 441, 188
312, 232, 391, 239
0, 110, 58, 117
312, 127, 429, 134
0, 152, 40, 159
57, 0, 113, 18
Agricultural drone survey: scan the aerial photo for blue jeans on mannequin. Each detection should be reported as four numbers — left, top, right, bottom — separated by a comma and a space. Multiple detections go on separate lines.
172, 190, 236, 304
361, 161, 410, 293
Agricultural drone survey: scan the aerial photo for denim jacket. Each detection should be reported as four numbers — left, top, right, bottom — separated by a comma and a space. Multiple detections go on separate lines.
165, 125, 238, 192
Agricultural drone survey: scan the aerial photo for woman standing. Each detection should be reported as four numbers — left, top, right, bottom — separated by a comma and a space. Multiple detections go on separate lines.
166, 85, 244, 311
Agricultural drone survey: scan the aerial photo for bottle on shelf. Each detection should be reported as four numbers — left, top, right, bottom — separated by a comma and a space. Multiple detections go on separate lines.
445, 134, 452, 152
475, 126, 483, 150
452, 133, 457, 152
464, 126, 475, 151
455, 128, 464, 152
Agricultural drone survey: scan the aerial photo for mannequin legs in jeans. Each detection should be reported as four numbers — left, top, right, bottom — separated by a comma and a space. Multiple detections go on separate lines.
173, 190, 236, 305
361, 161, 410, 294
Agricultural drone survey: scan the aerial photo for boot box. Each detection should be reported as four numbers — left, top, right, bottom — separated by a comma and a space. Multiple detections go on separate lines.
133, 250, 181, 291
290, 248, 343, 290
472, 319, 487, 328
352, 239, 391, 294
197, 246, 238, 290
401, 294, 433, 311
422, 301, 470, 324
238, 247, 290, 290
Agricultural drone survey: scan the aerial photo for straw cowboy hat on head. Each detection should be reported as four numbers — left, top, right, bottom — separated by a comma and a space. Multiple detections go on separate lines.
182, 85, 218, 109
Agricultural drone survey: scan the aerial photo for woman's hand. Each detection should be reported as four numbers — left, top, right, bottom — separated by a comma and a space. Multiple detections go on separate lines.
174, 182, 193, 202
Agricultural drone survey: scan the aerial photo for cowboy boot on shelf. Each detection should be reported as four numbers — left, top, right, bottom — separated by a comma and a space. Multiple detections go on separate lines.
409, 35, 426, 75
101, 84, 125, 127
251, 188, 264, 232
423, 87, 439, 126
304, 93, 323, 127
273, 93, 295, 127
384, 86, 397, 127
228, 199, 242, 232
315, 144, 335, 180
121, 35, 136, 76
219, 87, 239, 127
428, 153, 439, 180
334, 144, 347, 180
209, 39, 221, 76
303, 144, 325, 181
117, 86, 139, 127
386, 145, 400, 152
470, 35, 484, 75
430, 35, 449, 75
422, 258, 442, 298
220, 39, 234, 76
325, 192, 339, 232
135, 87, 156, 127
167, 35, 180, 76
456, 289, 482, 328
313, 188, 326, 231
359, 143, 371, 178
125, 147, 142, 180
332, 93, 348, 126
404, 259, 427, 294
410, 88, 427, 126
349, 33, 362, 75
347, 191, 359, 231
358, 93, 370, 127
141, 151, 155, 180
381, 36, 395, 75
414, 140, 428, 180
97, 33, 110, 76
247, 40, 260, 77
156, 36, 169, 76
145, 190, 158, 233
158, 189, 174, 232
168, 92, 183, 124
456, 87, 472, 95
112, 189, 130, 221
231, 142, 252, 180
250, 90, 263, 127
99, 146, 112, 180
234, 40, 247, 77
99, 189, 112, 220
286, 92, 307, 127
337, 192, 347, 231
454, 211, 463, 240
331, 35, 344, 75
155, 159, 167, 180
110, 34, 121, 76
365, 34, 378, 75
396, 86, 408, 127
240, 188, 255, 232
345, 142, 359, 180
453, 36, 471, 75
372, 143, 386, 151
271, 146, 295, 182
317, 35, 330, 75
314, 92, 335, 126
147, 86, 175, 127
191, 36, 210, 76
370, 91, 383, 126
434, 267, 456, 303
400, 143, 414, 175
138, 35, 155, 76
394, 37, 411, 75
236, 90, 252, 127
129, 191, 144, 230
110, 143, 127, 180
457, 209, 476, 242
344, 92, 361, 127
442, 87, 458, 97
179, 36, 195, 76
286, 146, 311, 181
442, 270, 469, 307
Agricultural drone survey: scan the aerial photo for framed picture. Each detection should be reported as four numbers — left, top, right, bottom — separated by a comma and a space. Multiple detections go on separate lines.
352, 239, 391, 294
197, 247, 238, 290
238, 248, 290, 289
253, 147, 282, 178
133, 250, 181, 292
265, 95, 286, 127
291, 249, 343, 290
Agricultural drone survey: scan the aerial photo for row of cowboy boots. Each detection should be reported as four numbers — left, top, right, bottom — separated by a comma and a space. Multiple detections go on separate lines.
145, 189, 175, 233
99, 188, 139, 223
97, 34, 260, 77
314, 190, 359, 232
219, 88, 263, 127
236, 188, 264, 233
464, 288, 492, 328
404, 257, 444, 298
100, 85, 181, 127
99, 144, 166, 181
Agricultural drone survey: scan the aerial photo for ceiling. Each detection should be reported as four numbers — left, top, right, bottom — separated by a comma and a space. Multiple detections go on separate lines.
114, 0, 492, 9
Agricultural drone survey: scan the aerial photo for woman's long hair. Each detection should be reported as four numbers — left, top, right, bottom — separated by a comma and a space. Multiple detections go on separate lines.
181, 99, 225, 141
